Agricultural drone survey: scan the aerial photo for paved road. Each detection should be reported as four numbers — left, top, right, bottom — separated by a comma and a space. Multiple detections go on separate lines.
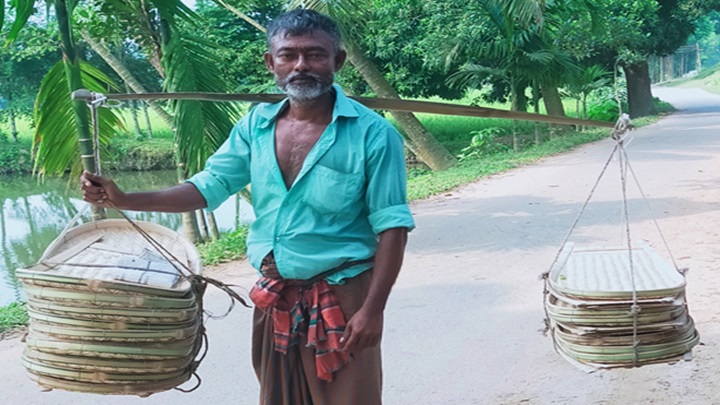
1, 86, 719, 405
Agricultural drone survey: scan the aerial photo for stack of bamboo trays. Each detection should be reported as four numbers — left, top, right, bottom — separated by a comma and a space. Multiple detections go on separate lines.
546, 241, 699, 368
17, 219, 203, 396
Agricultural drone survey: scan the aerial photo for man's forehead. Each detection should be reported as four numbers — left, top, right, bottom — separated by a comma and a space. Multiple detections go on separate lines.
269, 30, 336, 51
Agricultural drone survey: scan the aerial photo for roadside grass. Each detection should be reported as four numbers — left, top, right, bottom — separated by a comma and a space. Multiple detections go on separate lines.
0, 302, 28, 335
197, 226, 250, 266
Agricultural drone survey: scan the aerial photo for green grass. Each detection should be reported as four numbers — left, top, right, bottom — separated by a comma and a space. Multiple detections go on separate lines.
0, 302, 29, 335
197, 226, 250, 266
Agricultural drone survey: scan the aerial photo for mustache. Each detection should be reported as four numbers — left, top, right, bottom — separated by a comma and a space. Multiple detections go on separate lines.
286, 72, 323, 83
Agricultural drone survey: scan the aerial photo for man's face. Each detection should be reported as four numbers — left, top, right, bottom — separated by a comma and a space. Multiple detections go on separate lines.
265, 30, 346, 103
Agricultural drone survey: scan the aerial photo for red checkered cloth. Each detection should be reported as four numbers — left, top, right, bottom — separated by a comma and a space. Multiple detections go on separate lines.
250, 277, 352, 382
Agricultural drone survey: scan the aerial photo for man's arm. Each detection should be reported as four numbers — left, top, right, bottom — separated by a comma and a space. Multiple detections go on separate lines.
339, 226, 408, 352
80, 171, 207, 213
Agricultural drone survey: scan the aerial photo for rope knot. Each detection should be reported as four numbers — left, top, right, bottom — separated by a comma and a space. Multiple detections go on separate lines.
611, 113, 633, 141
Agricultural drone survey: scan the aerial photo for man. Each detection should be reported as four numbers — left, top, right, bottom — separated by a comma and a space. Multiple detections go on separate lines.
81, 9, 414, 405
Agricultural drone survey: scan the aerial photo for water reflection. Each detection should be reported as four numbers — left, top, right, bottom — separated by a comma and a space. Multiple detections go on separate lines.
0, 170, 254, 306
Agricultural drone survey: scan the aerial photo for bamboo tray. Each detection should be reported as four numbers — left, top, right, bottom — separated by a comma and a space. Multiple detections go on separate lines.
28, 371, 193, 396
17, 219, 202, 296
554, 329, 699, 364
26, 307, 198, 331
23, 284, 196, 309
548, 242, 685, 299
24, 348, 193, 373
26, 334, 197, 359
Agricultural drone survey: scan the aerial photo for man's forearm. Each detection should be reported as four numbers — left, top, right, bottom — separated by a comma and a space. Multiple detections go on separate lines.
362, 227, 409, 313
117, 183, 207, 213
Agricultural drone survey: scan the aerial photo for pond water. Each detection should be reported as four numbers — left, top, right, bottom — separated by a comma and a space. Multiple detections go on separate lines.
0, 170, 254, 307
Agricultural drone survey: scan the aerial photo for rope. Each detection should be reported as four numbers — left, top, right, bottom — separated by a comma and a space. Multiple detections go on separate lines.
617, 142, 640, 366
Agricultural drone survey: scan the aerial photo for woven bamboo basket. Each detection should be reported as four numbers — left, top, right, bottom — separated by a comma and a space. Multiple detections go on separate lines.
17, 219, 204, 396
546, 241, 699, 369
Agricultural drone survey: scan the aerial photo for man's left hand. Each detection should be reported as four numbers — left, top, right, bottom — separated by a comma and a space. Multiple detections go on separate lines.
339, 307, 383, 353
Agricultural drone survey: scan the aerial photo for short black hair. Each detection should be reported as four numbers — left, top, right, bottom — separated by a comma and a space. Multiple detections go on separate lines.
266, 9, 342, 52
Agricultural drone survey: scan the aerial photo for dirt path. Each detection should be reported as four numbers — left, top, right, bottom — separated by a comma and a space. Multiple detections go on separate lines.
1, 86, 718, 405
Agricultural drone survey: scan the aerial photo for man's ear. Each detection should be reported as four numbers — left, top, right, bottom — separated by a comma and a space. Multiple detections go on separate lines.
264, 52, 275, 72
334, 49, 347, 71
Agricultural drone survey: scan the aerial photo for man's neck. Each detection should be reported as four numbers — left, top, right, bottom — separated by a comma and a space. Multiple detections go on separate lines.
285, 90, 335, 123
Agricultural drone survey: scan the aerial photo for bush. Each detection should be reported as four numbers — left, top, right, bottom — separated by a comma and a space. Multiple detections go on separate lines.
197, 227, 249, 266
0, 142, 33, 174
105, 138, 176, 171
0, 302, 29, 334
457, 127, 511, 161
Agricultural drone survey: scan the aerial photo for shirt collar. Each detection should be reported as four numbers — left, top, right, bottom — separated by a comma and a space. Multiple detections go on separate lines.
257, 84, 359, 129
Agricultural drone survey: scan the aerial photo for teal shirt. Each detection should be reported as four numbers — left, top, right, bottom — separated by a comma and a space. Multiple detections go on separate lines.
187, 85, 415, 283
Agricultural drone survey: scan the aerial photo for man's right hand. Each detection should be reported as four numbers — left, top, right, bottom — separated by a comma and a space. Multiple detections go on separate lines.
80, 171, 125, 209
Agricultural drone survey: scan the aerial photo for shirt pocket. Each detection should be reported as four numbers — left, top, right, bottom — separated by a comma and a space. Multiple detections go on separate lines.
303, 164, 363, 215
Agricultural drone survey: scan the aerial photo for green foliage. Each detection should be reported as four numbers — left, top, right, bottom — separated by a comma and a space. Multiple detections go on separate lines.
587, 100, 620, 122
105, 137, 176, 171
0, 302, 29, 334
457, 127, 510, 161
0, 141, 33, 174
197, 226, 249, 266
688, 11, 720, 67
33, 60, 124, 178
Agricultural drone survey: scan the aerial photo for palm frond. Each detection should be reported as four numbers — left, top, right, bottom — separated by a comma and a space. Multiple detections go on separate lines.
150, 0, 197, 24
6, 0, 36, 42
33, 61, 124, 178
162, 32, 242, 176
446, 63, 507, 90
286, 0, 370, 47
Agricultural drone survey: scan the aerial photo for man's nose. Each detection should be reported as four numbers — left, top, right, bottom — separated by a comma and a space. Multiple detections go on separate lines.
293, 55, 309, 71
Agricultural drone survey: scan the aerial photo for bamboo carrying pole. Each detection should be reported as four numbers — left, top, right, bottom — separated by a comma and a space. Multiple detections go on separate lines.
72, 90, 616, 129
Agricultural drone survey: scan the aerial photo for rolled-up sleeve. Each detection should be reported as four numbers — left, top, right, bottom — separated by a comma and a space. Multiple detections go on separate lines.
364, 122, 416, 235
186, 121, 252, 211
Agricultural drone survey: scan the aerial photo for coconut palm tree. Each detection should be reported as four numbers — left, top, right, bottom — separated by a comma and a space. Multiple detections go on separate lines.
5, 0, 242, 242
445, 0, 581, 116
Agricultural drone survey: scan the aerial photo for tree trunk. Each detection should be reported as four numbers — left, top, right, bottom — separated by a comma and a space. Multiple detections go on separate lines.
9, 108, 18, 142
532, 81, 541, 144
215, 0, 266, 33
344, 40, 457, 171
207, 211, 220, 240
81, 30, 174, 128
143, 103, 154, 139
197, 210, 209, 240
622, 61, 656, 118
540, 84, 565, 117
510, 80, 528, 112
56, 0, 105, 220
127, 86, 142, 137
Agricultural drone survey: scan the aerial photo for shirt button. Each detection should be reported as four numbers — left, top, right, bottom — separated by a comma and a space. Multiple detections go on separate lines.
275, 237, 280, 242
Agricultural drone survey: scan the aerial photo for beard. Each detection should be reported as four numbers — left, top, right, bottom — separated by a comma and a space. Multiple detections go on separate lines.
275, 71, 334, 103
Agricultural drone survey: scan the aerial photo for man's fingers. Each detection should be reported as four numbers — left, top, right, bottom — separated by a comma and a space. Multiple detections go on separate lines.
340, 324, 354, 351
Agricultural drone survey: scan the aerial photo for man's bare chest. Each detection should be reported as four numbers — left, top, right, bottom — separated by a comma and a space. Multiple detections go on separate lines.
274, 120, 328, 189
